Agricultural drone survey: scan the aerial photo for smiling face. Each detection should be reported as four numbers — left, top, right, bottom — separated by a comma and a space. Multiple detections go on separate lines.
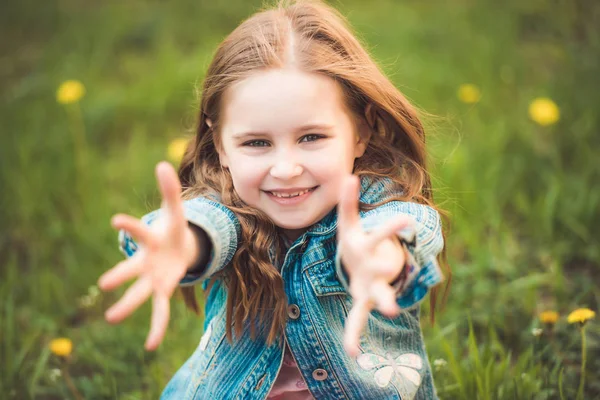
217, 68, 370, 241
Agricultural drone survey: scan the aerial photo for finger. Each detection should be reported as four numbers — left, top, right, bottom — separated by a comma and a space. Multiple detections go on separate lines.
105, 278, 152, 324
156, 161, 185, 224
369, 280, 400, 317
348, 277, 372, 300
111, 214, 156, 247
344, 297, 372, 357
337, 175, 361, 241
98, 256, 143, 291
145, 294, 170, 351
365, 214, 415, 249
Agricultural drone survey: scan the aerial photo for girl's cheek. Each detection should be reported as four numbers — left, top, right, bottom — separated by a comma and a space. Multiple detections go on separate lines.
232, 158, 267, 189
308, 149, 352, 175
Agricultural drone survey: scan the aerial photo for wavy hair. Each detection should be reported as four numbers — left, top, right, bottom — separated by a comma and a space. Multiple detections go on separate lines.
177, 0, 450, 344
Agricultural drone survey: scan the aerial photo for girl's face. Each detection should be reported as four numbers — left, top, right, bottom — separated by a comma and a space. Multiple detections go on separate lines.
218, 68, 369, 241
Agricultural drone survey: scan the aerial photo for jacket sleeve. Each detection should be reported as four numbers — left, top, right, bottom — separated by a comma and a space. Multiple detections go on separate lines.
117, 196, 241, 287
334, 200, 444, 309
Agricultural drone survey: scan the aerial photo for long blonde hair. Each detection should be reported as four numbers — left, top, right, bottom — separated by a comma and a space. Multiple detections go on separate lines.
178, 0, 450, 344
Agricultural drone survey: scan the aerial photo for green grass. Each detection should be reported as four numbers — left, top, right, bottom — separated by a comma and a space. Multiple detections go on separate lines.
1, 0, 599, 398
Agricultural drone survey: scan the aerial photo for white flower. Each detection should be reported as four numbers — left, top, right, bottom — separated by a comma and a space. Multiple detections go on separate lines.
433, 359, 447, 370
78, 295, 93, 308
88, 285, 100, 299
78, 285, 101, 308
531, 328, 543, 337
48, 368, 62, 382
357, 351, 422, 399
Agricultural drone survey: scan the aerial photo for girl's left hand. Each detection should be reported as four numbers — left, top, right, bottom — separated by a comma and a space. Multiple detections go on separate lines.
337, 175, 414, 357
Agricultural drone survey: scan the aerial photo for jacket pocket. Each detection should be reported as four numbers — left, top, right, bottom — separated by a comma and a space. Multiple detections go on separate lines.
304, 258, 346, 296
161, 313, 226, 400
177, 309, 228, 399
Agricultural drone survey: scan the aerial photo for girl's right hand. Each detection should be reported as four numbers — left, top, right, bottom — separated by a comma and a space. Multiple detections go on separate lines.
98, 161, 200, 351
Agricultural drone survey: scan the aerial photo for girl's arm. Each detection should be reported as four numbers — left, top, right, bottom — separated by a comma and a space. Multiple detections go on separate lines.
184, 222, 212, 275
99, 162, 240, 351
334, 175, 444, 356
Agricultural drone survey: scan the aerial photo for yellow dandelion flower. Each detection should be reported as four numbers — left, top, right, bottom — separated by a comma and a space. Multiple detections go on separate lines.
168, 137, 191, 163
539, 311, 559, 324
56, 80, 86, 104
457, 84, 481, 104
528, 97, 560, 126
49, 338, 73, 357
567, 308, 595, 325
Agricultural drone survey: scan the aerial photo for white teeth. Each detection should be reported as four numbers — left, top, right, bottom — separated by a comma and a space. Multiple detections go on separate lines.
270, 188, 312, 198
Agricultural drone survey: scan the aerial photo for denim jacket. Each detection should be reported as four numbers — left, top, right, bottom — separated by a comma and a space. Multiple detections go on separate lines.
118, 176, 444, 400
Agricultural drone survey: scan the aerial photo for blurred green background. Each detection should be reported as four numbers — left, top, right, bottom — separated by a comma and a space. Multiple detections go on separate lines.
1, 0, 599, 398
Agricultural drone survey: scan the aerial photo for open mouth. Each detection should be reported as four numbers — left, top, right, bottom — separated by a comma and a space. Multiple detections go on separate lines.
263, 186, 320, 205
266, 186, 319, 198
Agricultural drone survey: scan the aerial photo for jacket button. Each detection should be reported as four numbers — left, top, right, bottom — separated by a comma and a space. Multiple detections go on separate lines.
287, 304, 301, 320
312, 368, 328, 381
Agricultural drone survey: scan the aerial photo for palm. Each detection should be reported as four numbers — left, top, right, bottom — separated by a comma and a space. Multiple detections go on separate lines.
337, 175, 413, 357
339, 227, 400, 287
98, 162, 195, 350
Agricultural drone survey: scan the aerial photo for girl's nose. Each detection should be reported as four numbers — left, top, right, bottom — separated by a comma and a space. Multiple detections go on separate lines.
270, 160, 303, 180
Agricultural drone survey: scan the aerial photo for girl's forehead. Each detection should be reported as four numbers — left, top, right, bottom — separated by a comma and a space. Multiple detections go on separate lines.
221, 68, 352, 136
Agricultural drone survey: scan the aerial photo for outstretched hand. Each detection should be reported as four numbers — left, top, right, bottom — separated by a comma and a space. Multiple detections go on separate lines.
98, 161, 199, 351
337, 175, 414, 357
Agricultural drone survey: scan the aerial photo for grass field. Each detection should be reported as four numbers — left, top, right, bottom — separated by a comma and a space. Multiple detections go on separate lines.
1, 0, 599, 398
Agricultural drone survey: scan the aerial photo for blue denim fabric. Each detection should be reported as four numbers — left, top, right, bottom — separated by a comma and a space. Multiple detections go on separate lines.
118, 176, 444, 399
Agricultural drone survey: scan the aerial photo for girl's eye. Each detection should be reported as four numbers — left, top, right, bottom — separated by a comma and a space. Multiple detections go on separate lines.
300, 134, 324, 143
244, 140, 269, 147
242, 134, 324, 147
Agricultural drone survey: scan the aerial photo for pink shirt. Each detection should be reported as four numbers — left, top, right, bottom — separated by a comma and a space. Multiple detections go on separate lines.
267, 344, 314, 399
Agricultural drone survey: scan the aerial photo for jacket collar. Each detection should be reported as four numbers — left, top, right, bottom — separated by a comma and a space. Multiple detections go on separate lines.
305, 174, 385, 236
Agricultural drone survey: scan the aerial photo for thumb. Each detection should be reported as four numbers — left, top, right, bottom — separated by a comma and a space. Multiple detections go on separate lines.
156, 161, 185, 223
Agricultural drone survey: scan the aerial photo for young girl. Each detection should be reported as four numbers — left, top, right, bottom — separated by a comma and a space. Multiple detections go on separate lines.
98, 1, 448, 399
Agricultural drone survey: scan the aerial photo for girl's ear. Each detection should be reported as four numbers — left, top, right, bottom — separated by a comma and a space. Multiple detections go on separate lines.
365, 103, 377, 128
354, 104, 374, 158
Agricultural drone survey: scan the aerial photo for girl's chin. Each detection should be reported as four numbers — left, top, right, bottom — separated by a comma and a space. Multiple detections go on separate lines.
265, 207, 334, 232
269, 216, 314, 231
280, 228, 308, 241
273, 220, 313, 231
